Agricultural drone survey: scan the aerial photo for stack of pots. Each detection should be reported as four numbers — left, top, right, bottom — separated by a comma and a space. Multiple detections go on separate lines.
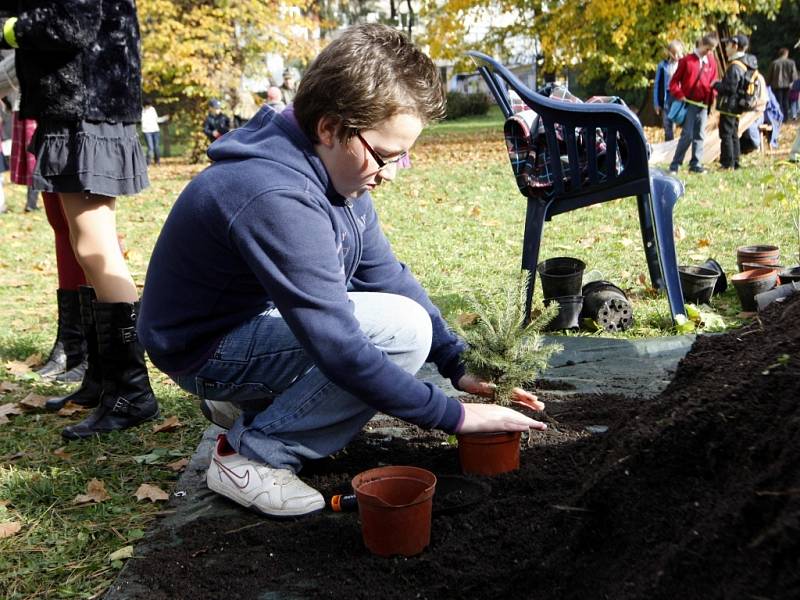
536, 257, 585, 331
732, 245, 781, 311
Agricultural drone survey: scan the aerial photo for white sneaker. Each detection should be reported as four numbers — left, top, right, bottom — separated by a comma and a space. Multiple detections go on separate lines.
200, 399, 241, 430
206, 435, 325, 517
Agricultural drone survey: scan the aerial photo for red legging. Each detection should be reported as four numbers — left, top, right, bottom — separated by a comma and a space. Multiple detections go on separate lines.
42, 192, 88, 290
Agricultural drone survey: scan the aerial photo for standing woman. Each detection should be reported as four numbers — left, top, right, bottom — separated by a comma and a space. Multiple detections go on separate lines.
0, 1, 159, 439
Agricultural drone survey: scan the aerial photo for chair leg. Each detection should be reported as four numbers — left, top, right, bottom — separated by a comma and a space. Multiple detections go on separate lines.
521, 200, 548, 321
637, 193, 665, 290
648, 175, 686, 321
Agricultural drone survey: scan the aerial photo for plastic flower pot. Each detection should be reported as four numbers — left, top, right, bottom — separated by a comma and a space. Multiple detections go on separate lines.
351, 466, 436, 557
731, 268, 779, 312
456, 431, 521, 476
700, 258, 728, 295
755, 281, 800, 311
678, 265, 719, 305
736, 245, 780, 272
779, 266, 800, 284
580, 280, 633, 332
544, 295, 583, 331
537, 257, 586, 299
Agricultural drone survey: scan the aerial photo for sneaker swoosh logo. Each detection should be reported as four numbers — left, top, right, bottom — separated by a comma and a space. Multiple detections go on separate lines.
213, 458, 251, 490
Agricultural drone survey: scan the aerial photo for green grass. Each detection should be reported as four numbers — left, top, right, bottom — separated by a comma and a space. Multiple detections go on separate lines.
0, 121, 798, 598
422, 105, 504, 136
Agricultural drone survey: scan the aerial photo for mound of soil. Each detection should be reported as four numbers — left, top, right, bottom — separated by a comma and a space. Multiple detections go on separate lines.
114, 297, 800, 599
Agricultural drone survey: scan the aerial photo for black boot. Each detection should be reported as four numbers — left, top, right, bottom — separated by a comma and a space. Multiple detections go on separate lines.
46, 287, 102, 411
36, 289, 88, 381
61, 301, 159, 440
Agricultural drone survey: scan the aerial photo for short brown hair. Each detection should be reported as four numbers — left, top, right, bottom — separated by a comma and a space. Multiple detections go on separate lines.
700, 33, 719, 48
294, 23, 446, 143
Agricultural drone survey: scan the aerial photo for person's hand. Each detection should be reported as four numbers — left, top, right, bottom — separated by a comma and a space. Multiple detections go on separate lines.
213, 130, 221, 138
457, 373, 545, 411
655, 106, 661, 116
458, 403, 546, 434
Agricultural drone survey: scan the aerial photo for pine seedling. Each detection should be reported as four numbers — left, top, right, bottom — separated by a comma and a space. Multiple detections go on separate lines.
455, 273, 563, 406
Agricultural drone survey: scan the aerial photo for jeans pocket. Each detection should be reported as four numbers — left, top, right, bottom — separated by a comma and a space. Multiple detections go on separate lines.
195, 376, 275, 403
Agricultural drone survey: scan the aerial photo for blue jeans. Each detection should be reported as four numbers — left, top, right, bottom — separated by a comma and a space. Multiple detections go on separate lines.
143, 131, 161, 165
174, 292, 433, 472
669, 103, 707, 171
662, 104, 675, 142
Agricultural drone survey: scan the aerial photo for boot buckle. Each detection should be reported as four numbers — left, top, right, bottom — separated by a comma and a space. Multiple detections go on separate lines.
119, 326, 138, 344
112, 396, 131, 413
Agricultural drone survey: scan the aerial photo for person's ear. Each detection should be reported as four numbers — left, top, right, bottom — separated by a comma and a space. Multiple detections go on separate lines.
316, 115, 341, 149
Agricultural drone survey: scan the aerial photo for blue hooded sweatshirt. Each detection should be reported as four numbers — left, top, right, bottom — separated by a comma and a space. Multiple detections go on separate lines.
138, 106, 465, 433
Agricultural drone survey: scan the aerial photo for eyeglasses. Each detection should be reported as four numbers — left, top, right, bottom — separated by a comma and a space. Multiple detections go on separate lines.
356, 131, 407, 170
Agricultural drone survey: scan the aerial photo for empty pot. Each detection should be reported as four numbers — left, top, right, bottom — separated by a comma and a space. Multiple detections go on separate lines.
736, 245, 780, 272
731, 268, 779, 311
544, 295, 583, 330
352, 466, 437, 557
581, 280, 633, 332
700, 258, 728, 294
537, 257, 586, 299
678, 265, 719, 304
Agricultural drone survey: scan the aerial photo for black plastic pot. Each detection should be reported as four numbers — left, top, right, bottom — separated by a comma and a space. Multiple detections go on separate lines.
678, 265, 719, 304
779, 266, 800, 283
537, 257, 586, 299
755, 282, 800, 311
580, 280, 633, 332
700, 258, 728, 295
544, 295, 583, 331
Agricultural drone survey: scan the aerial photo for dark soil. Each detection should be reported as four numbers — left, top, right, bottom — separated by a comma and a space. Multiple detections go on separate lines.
115, 296, 800, 599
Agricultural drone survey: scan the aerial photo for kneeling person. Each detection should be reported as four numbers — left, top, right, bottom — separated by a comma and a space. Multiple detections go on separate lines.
138, 24, 544, 517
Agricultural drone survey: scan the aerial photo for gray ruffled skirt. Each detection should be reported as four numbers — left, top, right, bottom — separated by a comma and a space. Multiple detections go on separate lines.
31, 120, 149, 197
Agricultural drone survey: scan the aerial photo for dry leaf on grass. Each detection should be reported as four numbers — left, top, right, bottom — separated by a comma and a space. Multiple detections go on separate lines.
4, 361, 31, 377
166, 458, 189, 472
72, 479, 111, 505
468, 205, 481, 217
0, 402, 24, 424
19, 393, 48, 410
455, 312, 479, 327
152, 415, 182, 433
0, 521, 22, 539
134, 483, 169, 503
108, 545, 134, 561
23, 353, 42, 367
674, 226, 687, 241
0, 381, 20, 393
697, 238, 711, 248
57, 404, 87, 416
53, 447, 72, 460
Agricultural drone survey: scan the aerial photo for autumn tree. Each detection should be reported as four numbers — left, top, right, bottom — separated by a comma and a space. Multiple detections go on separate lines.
138, 0, 318, 160
420, 0, 782, 91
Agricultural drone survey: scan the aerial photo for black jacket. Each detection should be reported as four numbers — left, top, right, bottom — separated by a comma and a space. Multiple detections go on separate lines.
0, 0, 142, 122
715, 53, 758, 115
203, 112, 231, 141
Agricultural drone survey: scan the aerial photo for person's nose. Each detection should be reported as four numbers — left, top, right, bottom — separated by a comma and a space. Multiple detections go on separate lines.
376, 161, 398, 183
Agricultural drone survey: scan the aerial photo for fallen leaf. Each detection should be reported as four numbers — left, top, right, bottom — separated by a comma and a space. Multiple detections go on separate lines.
19, 393, 48, 410
53, 447, 72, 460
108, 545, 134, 562
72, 479, 111, 505
578, 235, 599, 248
57, 404, 87, 416
0, 522, 22, 539
0, 381, 20, 393
674, 226, 687, 241
4, 361, 31, 377
23, 353, 42, 367
637, 273, 648, 286
166, 457, 189, 472
152, 416, 182, 433
468, 205, 481, 217
697, 238, 711, 248
455, 312, 479, 327
134, 483, 170, 503
0, 403, 24, 424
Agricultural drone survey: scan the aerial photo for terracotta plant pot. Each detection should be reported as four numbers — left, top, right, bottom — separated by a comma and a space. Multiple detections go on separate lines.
457, 431, 521, 476
731, 268, 778, 311
678, 265, 719, 304
351, 466, 436, 557
537, 257, 586, 299
736, 245, 780, 272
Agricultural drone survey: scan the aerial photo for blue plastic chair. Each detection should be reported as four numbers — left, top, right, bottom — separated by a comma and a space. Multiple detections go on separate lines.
468, 52, 686, 323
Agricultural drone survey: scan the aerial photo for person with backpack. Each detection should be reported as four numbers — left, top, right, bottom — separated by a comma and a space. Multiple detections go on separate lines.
653, 40, 684, 141
714, 35, 759, 170
668, 34, 720, 174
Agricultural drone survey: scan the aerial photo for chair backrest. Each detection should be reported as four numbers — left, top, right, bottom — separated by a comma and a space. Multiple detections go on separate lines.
468, 51, 652, 215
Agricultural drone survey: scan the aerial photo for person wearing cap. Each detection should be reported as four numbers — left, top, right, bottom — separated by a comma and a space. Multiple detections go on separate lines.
766, 47, 798, 121
714, 34, 758, 170
203, 98, 231, 144
280, 69, 297, 105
